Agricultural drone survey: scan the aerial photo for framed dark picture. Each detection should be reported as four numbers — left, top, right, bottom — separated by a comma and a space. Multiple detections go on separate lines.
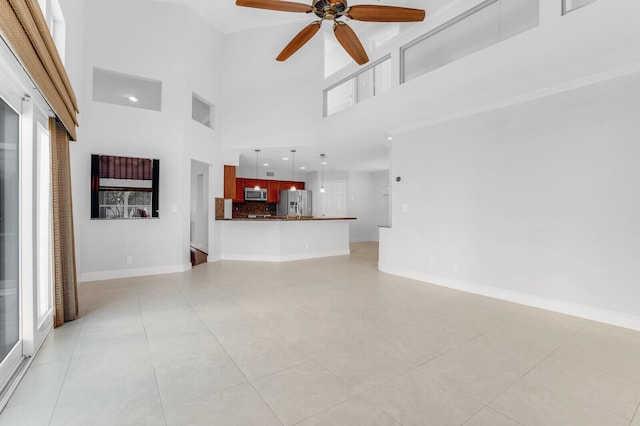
90, 154, 159, 219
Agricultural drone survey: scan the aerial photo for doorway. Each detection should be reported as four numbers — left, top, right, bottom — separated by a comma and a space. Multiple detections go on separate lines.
190, 160, 210, 266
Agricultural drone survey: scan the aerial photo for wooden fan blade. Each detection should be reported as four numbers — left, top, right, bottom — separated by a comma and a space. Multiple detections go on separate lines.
236, 0, 312, 13
277, 21, 322, 61
333, 22, 368, 65
347, 5, 426, 22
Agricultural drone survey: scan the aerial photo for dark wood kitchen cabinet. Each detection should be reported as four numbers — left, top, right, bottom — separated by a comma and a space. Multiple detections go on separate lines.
224, 165, 236, 200
279, 181, 292, 192
243, 179, 267, 189
234, 178, 245, 202
233, 178, 307, 203
267, 181, 280, 203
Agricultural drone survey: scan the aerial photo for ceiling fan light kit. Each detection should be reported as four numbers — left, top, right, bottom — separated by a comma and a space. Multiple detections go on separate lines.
236, 0, 426, 65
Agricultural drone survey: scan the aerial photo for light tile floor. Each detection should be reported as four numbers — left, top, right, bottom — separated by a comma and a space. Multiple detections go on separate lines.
2, 242, 640, 425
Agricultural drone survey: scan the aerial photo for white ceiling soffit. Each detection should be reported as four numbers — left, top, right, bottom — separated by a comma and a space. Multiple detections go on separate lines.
236, 139, 392, 174
93, 67, 163, 111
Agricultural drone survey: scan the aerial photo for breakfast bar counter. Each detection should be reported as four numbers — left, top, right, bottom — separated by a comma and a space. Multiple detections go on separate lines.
216, 217, 355, 262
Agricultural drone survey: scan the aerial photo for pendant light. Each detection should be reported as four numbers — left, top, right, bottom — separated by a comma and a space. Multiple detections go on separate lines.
290, 149, 297, 191
319, 153, 326, 193
254, 149, 261, 190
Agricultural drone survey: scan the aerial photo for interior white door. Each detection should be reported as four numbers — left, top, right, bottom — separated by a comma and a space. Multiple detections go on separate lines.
318, 181, 347, 218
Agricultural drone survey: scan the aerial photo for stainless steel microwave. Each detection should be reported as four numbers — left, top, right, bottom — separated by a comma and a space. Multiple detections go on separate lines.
244, 187, 267, 201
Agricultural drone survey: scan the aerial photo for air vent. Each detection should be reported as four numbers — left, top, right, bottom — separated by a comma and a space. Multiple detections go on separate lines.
266, 171, 275, 177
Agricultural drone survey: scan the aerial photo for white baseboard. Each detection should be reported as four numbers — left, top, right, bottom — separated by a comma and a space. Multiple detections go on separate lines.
378, 263, 640, 332
222, 249, 350, 262
78, 263, 192, 282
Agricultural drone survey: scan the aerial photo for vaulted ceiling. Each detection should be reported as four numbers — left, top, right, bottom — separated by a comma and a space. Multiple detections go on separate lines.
160, 0, 444, 35
158, 1, 452, 173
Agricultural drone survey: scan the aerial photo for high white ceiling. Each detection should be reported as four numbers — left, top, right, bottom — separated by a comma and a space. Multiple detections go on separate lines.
161, 0, 436, 35
158, 0, 451, 173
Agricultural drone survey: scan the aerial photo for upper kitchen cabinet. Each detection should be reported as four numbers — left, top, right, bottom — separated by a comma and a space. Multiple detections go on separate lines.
234, 178, 245, 202
267, 181, 280, 203
230, 176, 307, 203
224, 165, 236, 200
243, 179, 267, 189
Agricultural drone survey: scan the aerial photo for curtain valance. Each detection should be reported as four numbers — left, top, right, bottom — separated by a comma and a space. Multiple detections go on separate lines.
0, 0, 78, 140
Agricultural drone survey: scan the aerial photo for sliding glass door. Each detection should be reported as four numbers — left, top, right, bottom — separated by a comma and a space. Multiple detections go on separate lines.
0, 95, 21, 386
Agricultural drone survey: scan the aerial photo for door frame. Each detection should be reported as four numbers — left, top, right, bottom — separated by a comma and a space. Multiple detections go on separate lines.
0, 84, 24, 397
0, 38, 55, 406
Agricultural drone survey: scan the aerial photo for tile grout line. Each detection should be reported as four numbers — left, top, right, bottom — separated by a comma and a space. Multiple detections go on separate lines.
46, 246, 640, 425
137, 288, 169, 426
46, 317, 87, 426
555, 322, 640, 391
285, 291, 511, 425
480, 320, 588, 417
224, 341, 285, 426
169, 273, 284, 425
289, 358, 413, 426
630, 400, 640, 426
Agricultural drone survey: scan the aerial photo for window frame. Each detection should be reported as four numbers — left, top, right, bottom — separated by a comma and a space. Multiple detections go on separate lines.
90, 154, 160, 219
323, 55, 391, 117
399, 0, 499, 84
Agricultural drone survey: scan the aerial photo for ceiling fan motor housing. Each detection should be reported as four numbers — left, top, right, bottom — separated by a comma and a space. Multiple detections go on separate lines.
313, 0, 348, 20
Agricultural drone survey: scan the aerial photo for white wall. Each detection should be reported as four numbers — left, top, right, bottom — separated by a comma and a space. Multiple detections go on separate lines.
184, 8, 225, 262
381, 70, 640, 329
221, 23, 324, 151
373, 170, 390, 228
348, 171, 389, 242
68, 0, 225, 280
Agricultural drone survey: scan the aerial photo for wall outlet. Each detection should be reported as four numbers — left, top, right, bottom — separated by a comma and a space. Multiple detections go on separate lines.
430, 259, 435, 269
453, 263, 459, 273
402, 203, 408, 213
127, 256, 133, 264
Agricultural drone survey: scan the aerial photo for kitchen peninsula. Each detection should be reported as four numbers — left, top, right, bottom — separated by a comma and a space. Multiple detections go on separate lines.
217, 217, 356, 262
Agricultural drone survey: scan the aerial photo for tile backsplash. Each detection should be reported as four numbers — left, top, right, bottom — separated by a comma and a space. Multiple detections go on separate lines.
233, 201, 276, 218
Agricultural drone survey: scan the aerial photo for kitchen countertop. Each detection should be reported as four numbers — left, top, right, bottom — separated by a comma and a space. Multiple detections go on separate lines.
221, 216, 356, 221
218, 216, 352, 262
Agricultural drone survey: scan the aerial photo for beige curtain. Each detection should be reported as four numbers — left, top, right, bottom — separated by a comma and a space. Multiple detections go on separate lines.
50, 118, 78, 327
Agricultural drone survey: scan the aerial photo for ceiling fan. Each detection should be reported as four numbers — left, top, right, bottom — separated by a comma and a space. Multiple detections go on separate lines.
236, 0, 426, 65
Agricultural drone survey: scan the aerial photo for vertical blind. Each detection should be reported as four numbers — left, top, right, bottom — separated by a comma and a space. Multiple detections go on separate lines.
99, 155, 154, 180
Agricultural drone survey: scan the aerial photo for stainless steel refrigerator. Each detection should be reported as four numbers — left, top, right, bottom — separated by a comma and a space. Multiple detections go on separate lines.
277, 190, 312, 217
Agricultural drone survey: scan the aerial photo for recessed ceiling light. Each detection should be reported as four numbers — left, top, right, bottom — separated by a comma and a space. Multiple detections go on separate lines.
387, 136, 393, 140
282, 157, 289, 161
299, 166, 306, 170
128, 96, 138, 102
263, 163, 270, 167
